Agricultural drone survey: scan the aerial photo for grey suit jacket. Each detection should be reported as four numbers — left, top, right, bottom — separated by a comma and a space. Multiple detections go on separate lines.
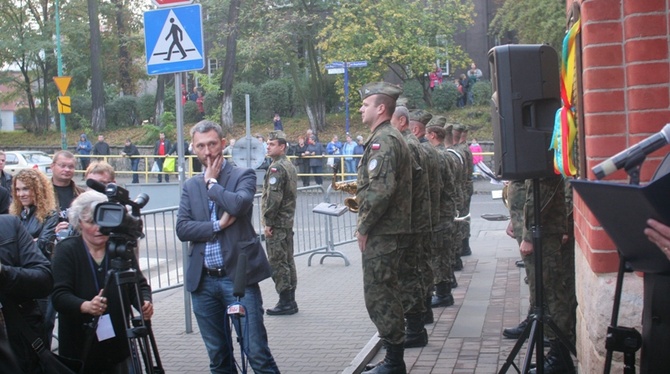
176, 162, 271, 293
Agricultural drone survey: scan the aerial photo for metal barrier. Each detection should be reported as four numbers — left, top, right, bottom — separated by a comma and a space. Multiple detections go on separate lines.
138, 183, 358, 291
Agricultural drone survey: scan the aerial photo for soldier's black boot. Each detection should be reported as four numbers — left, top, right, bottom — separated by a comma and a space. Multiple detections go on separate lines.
431, 282, 454, 308
449, 273, 458, 289
423, 296, 434, 324
461, 238, 472, 256
404, 313, 428, 348
289, 289, 299, 311
529, 340, 575, 374
454, 256, 464, 271
363, 343, 406, 374
502, 316, 529, 339
266, 290, 298, 315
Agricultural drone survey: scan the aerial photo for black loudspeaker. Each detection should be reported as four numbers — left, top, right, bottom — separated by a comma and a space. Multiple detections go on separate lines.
488, 44, 561, 180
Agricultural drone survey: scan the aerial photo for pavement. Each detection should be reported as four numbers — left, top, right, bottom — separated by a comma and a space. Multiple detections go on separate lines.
131, 179, 541, 373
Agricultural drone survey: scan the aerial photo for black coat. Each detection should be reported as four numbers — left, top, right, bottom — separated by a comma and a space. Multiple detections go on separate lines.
19, 207, 58, 259
0, 215, 53, 373
51, 236, 152, 373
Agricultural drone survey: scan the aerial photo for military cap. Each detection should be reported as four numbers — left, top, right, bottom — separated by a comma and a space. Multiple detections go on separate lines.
409, 109, 433, 125
396, 97, 408, 107
359, 82, 403, 100
453, 123, 467, 132
268, 130, 287, 141
428, 115, 446, 128
443, 122, 454, 132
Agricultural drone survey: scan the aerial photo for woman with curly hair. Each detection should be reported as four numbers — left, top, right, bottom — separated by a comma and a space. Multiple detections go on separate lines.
10, 169, 59, 259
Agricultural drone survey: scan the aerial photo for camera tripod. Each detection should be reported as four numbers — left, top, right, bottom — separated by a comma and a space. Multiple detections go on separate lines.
499, 178, 576, 374
90, 238, 164, 374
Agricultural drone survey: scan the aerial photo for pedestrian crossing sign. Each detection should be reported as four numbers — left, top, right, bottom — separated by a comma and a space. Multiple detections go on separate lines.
144, 4, 204, 75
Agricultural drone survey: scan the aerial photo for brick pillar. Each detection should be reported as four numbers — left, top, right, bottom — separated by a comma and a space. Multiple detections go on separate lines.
574, 0, 670, 372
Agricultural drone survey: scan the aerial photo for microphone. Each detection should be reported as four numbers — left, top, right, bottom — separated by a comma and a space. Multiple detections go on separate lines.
133, 193, 150, 209
593, 124, 670, 179
233, 253, 248, 298
86, 178, 107, 193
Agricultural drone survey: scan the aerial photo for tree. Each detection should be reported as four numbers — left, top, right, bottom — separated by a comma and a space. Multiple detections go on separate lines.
87, 0, 106, 132
218, 0, 241, 134
319, 0, 474, 108
490, 0, 565, 53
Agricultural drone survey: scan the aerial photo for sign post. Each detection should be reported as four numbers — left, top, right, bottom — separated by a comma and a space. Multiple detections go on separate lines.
326, 60, 368, 134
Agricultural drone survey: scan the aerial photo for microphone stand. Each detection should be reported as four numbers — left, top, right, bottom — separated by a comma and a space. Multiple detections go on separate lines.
227, 254, 249, 374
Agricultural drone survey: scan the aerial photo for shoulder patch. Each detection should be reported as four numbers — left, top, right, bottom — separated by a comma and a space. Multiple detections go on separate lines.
371, 143, 381, 151
270, 167, 278, 173
368, 158, 378, 171
269, 176, 278, 185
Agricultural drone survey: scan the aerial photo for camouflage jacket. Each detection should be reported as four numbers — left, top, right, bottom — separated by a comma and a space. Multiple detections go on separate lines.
522, 176, 567, 242
434, 144, 457, 228
458, 143, 475, 180
446, 146, 465, 212
261, 154, 298, 229
421, 142, 442, 232
401, 129, 432, 233
356, 121, 412, 236
507, 179, 526, 241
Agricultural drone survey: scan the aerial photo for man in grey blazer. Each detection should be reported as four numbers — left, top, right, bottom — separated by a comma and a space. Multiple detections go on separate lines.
176, 120, 279, 374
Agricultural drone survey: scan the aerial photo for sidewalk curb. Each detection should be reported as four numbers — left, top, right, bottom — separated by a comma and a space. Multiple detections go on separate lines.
342, 333, 382, 374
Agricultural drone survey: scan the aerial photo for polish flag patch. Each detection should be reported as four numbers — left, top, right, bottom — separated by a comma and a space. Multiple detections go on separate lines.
270, 167, 278, 173
371, 143, 381, 150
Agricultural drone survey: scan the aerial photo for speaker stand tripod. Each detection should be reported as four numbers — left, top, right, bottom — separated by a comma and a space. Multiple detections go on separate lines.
499, 178, 576, 374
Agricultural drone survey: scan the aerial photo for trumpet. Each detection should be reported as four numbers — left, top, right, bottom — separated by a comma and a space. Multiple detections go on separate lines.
331, 168, 359, 213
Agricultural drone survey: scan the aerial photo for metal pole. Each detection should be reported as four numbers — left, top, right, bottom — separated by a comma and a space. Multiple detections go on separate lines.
176, 73, 193, 333
55, 0, 67, 150
245, 94, 251, 168
344, 63, 350, 135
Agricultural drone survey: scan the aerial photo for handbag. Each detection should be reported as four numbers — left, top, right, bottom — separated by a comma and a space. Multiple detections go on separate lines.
1, 301, 83, 374
163, 157, 176, 172
151, 160, 160, 173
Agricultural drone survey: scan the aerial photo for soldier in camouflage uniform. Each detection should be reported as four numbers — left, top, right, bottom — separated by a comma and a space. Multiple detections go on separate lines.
355, 82, 411, 374
455, 125, 474, 256
518, 176, 574, 374
261, 131, 299, 316
425, 124, 458, 308
442, 121, 466, 274
391, 106, 432, 348
410, 110, 441, 324
448, 124, 470, 262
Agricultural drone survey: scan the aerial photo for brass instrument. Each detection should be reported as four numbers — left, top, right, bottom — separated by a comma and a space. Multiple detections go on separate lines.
331, 169, 359, 213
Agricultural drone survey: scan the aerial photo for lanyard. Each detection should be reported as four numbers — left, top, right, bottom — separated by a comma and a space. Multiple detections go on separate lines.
84, 241, 108, 293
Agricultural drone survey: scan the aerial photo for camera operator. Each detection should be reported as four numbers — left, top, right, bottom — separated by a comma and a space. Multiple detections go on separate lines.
51, 191, 153, 374
0, 214, 53, 373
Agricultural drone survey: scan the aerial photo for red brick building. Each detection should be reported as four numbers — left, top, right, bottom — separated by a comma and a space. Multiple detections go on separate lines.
570, 0, 670, 371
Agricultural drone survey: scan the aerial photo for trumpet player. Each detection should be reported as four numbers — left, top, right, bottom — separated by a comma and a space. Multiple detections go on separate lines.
356, 82, 412, 374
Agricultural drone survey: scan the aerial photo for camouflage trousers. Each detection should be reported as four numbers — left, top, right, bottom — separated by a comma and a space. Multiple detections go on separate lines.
420, 234, 435, 298
431, 225, 455, 284
522, 234, 575, 343
266, 227, 297, 293
363, 234, 405, 345
398, 233, 428, 315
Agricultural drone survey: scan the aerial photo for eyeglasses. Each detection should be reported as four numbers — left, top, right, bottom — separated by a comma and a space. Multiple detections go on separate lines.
56, 163, 76, 170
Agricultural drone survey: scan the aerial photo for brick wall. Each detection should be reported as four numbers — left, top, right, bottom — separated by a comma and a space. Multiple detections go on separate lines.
571, 0, 670, 371
578, 0, 670, 273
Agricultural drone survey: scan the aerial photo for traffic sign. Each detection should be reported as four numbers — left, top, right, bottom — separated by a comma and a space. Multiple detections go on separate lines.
328, 68, 345, 75
152, 0, 193, 8
53, 76, 72, 96
57, 96, 71, 114
348, 61, 368, 68
326, 62, 344, 69
144, 4, 204, 75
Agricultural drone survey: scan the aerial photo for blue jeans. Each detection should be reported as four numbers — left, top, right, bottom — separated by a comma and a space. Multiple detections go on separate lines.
344, 159, 357, 180
130, 159, 140, 183
191, 276, 279, 374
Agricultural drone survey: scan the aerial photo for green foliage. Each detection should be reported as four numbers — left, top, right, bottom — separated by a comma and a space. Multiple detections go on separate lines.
490, 0, 565, 54
232, 82, 259, 122
319, 0, 475, 106
105, 96, 139, 127
204, 94, 219, 117
137, 94, 155, 122
471, 81, 492, 107
71, 95, 93, 128
432, 84, 460, 112
13, 107, 32, 129
259, 80, 292, 119
142, 122, 175, 145
183, 101, 201, 124
401, 80, 426, 110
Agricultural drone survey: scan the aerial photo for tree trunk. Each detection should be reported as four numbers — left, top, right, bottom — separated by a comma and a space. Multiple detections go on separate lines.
219, 0, 241, 133
113, 0, 133, 95
154, 75, 166, 126
88, 0, 106, 132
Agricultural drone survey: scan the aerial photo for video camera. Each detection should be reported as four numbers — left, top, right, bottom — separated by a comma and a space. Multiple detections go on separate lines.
86, 179, 149, 262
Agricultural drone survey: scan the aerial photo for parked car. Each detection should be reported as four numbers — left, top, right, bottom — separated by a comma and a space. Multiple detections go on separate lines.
3, 151, 53, 176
